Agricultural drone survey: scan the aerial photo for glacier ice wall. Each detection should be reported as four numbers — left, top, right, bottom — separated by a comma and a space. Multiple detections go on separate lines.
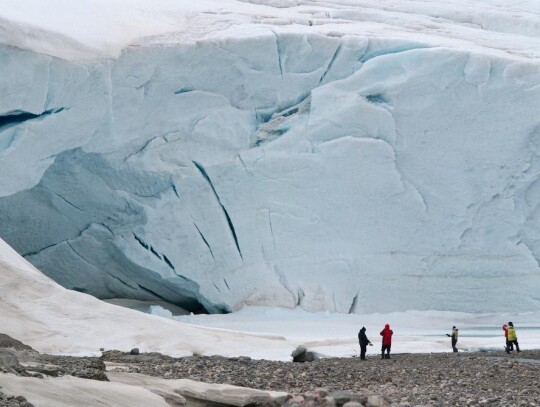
1, 29, 540, 313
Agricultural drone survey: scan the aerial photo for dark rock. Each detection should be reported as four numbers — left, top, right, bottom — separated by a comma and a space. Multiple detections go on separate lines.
71, 370, 109, 382
0, 350, 19, 369
17, 369, 32, 377
238, 356, 251, 362
228, 355, 251, 363
130, 348, 140, 355
33, 366, 60, 377
100, 350, 124, 359
0, 334, 33, 351
291, 345, 319, 363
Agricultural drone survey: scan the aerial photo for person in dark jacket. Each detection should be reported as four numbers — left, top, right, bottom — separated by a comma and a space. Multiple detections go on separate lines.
380, 324, 393, 359
446, 326, 458, 352
358, 327, 373, 360
506, 322, 521, 353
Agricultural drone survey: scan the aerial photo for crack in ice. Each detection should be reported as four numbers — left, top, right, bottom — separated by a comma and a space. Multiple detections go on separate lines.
192, 160, 243, 260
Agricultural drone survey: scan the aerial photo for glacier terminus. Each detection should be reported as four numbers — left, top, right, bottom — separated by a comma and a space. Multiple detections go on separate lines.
1, 0, 540, 314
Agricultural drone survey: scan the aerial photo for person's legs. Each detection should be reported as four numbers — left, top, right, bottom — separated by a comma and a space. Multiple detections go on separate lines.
385, 345, 391, 359
513, 340, 520, 352
452, 339, 458, 352
381, 345, 386, 359
360, 345, 367, 360
506, 339, 513, 351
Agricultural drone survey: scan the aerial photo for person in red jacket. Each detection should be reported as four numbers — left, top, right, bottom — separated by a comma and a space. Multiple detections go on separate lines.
503, 324, 513, 351
380, 324, 393, 359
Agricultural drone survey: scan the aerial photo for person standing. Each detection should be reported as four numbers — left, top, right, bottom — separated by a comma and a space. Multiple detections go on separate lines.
358, 327, 373, 360
506, 322, 521, 353
380, 324, 393, 359
503, 324, 513, 352
446, 326, 459, 352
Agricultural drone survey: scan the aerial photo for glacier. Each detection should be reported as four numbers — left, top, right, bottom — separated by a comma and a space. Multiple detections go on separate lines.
1, 0, 540, 314
2, 231, 540, 358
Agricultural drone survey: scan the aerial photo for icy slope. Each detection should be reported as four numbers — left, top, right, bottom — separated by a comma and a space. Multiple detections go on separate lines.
1, 0, 540, 313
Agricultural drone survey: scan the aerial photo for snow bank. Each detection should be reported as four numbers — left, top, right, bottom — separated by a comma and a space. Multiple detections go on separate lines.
0, 374, 170, 407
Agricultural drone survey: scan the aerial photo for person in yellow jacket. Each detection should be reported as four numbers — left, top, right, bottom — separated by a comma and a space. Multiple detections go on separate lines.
505, 322, 521, 353
446, 326, 458, 352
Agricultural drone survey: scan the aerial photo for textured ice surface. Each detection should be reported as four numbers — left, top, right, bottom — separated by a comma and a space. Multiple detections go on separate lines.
1, 0, 540, 313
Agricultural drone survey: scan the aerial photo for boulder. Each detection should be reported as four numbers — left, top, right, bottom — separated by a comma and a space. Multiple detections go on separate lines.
71, 370, 109, 382
0, 350, 20, 369
291, 346, 320, 363
0, 334, 33, 351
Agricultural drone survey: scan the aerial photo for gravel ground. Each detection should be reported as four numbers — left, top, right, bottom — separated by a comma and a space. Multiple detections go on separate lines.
102, 350, 540, 406
2, 332, 540, 406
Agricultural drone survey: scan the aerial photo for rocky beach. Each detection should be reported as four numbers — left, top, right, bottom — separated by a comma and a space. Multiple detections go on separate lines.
1, 334, 539, 406
102, 349, 540, 406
